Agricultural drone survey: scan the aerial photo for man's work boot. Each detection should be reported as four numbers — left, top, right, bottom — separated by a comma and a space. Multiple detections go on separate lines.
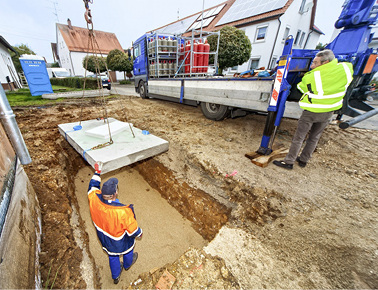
125, 252, 138, 271
113, 262, 123, 284
273, 160, 293, 170
296, 157, 307, 168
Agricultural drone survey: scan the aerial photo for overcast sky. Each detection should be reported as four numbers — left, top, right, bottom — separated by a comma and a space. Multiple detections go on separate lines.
0, 0, 345, 63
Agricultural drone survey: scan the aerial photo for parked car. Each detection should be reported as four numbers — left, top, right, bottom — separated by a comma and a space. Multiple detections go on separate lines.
87, 74, 111, 90
47, 68, 71, 78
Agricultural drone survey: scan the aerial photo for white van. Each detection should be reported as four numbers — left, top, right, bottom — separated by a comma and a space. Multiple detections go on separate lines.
47, 68, 71, 78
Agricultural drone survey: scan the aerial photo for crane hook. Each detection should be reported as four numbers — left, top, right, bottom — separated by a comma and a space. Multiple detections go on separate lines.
83, 0, 93, 24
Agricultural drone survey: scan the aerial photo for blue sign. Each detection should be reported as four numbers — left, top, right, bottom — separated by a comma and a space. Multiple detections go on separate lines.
19, 56, 53, 96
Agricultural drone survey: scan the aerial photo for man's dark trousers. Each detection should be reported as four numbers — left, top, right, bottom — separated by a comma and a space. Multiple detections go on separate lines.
284, 110, 333, 164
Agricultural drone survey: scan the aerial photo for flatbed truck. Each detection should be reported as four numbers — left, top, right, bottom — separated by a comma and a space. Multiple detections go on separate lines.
133, 0, 378, 155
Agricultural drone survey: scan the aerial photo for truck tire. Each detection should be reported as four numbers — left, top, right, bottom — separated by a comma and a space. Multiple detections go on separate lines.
139, 81, 148, 99
200, 102, 230, 121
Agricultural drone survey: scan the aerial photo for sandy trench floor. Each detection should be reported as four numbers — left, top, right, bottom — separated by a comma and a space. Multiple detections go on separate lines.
74, 166, 206, 288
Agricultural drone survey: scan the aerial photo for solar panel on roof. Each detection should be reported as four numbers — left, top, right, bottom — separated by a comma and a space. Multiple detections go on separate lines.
195, 4, 226, 22
188, 4, 226, 31
188, 15, 216, 31
157, 14, 199, 34
216, 0, 287, 26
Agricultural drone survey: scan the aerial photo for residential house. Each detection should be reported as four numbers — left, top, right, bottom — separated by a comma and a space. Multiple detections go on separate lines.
0, 35, 20, 90
153, 0, 323, 75
53, 19, 123, 78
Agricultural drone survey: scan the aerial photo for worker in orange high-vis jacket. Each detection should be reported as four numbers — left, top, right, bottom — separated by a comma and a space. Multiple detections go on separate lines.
88, 161, 143, 284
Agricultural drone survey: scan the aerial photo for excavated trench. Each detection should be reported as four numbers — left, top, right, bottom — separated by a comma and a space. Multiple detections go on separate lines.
58, 139, 234, 287
28, 125, 283, 288
21, 125, 289, 289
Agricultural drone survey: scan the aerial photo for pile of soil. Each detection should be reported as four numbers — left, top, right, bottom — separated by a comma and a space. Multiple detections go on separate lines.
15, 94, 377, 288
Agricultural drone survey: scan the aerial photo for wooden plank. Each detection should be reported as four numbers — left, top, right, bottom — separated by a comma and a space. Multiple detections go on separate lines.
252, 147, 289, 167
245, 143, 284, 160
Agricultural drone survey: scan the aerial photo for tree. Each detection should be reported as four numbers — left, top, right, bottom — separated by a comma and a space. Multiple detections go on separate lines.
82, 55, 107, 74
9, 44, 36, 73
207, 26, 252, 74
107, 49, 133, 80
316, 42, 326, 50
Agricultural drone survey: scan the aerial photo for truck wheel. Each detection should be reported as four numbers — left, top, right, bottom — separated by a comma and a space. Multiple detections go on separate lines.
200, 102, 230, 121
139, 81, 148, 99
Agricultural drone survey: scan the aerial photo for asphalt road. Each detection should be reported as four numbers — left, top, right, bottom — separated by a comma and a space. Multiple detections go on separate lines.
111, 83, 139, 97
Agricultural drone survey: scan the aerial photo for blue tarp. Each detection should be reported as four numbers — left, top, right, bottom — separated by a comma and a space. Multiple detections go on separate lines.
19, 55, 53, 96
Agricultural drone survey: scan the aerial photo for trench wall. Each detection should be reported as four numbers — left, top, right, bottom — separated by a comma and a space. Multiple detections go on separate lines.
0, 123, 41, 289
135, 158, 231, 241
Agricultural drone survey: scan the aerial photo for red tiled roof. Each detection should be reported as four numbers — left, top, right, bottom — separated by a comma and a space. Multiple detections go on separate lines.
57, 23, 123, 54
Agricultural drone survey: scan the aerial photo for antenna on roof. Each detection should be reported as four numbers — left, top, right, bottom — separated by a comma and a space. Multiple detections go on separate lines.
49, 0, 60, 23
177, 8, 180, 20
200, 0, 205, 38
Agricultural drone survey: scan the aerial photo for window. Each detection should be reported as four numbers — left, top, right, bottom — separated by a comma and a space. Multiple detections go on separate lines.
299, 32, 306, 47
299, 0, 306, 13
250, 58, 260, 70
270, 57, 278, 69
230, 65, 238, 71
255, 26, 268, 41
283, 27, 290, 41
294, 30, 301, 45
133, 44, 140, 58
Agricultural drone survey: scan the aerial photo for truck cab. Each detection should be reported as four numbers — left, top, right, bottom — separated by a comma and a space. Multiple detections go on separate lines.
133, 34, 149, 98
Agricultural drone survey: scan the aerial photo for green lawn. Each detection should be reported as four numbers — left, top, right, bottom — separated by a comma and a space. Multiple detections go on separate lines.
6, 86, 88, 107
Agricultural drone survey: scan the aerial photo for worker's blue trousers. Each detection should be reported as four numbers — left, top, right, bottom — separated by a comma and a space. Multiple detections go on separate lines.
108, 249, 134, 279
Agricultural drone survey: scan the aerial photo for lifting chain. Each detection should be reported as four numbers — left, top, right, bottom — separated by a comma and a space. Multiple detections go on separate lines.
90, 140, 114, 150
76, 0, 135, 154
83, 0, 93, 27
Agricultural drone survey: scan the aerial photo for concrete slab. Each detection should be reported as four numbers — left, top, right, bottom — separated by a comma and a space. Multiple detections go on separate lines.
42, 90, 110, 99
58, 118, 169, 174
85, 120, 128, 139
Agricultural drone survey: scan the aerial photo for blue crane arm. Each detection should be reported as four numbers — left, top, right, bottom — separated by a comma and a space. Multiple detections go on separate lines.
335, 0, 378, 29
256, 0, 378, 156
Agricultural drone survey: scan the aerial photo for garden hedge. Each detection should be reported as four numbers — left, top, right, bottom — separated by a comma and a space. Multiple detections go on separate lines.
49, 77, 99, 89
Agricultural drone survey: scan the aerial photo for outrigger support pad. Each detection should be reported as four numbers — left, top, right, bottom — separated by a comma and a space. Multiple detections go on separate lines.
256, 146, 273, 156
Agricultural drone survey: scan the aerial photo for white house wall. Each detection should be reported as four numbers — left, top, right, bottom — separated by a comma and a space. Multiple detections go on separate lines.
280, 0, 319, 49
225, 0, 320, 75
0, 44, 18, 84
70, 51, 88, 77
244, 18, 280, 71
57, 29, 74, 75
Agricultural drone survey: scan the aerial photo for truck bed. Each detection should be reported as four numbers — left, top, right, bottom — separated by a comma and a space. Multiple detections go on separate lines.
148, 77, 303, 119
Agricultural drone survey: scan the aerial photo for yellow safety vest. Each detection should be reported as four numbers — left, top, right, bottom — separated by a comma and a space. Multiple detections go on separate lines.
297, 59, 354, 112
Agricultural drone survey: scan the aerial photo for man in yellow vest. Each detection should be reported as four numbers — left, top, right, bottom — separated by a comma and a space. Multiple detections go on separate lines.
273, 49, 353, 169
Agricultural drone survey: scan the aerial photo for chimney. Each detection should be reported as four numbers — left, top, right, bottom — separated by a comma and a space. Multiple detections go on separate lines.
67, 18, 72, 29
